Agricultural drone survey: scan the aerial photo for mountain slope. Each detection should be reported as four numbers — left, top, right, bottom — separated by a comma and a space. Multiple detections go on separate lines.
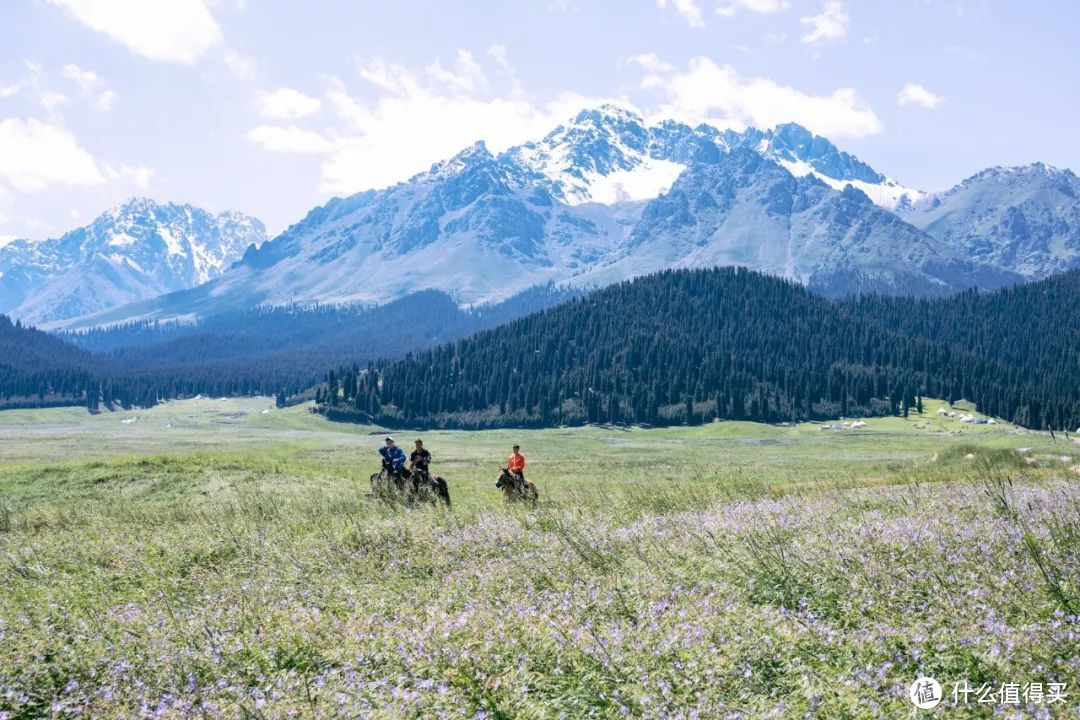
0, 198, 266, 325
4, 282, 578, 411
898, 163, 1080, 277
58, 143, 625, 328
55, 105, 1075, 329
753, 123, 923, 209
575, 149, 1019, 296
319, 267, 1080, 431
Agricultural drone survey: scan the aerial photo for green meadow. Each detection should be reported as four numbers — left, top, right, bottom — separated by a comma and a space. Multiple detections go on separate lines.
1, 398, 1078, 718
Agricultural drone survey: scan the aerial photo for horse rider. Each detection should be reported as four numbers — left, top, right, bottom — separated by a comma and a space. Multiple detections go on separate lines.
507, 444, 526, 491
410, 439, 432, 476
379, 436, 408, 482
411, 439, 450, 504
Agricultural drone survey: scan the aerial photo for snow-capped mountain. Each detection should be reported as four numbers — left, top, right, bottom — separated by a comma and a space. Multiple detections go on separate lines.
506, 106, 692, 205
54, 104, 1076, 329
505, 106, 921, 210
574, 149, 1017, 295
54, 108, 999, 329
0, 198, 266, 325
755, 123, 924, 209
898, 163, 1080, 277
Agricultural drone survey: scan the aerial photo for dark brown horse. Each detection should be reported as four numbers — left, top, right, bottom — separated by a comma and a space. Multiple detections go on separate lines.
496, 467, 538, 504
371, 461, 451, 506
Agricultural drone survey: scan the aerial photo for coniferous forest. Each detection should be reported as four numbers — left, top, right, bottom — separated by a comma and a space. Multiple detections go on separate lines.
318, 267, 1080, 431
0, 285, 577, 411
4, 267, 1078, 429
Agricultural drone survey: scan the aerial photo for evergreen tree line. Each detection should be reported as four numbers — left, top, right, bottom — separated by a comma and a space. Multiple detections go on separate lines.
318, 267, 1080, 431
1, 285, 578, 411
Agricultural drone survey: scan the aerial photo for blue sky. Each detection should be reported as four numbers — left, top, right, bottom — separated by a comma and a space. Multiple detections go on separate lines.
1, 0, 1077, 240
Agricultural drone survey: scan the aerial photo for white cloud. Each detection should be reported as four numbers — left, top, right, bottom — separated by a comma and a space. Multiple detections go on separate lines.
487, 45, 524, 97
800, 0, 848, 43
249, 48, 881, 198
224, 50, 257, 80
312, 56, 611, 194
23, 61, 62, 108
108, 164, 155, 189
717, 0, 790, 17
46, 0, 223, 65
255, 87, 322, 120
897, 83, 943, 109
656, 0, 705, 27
39, 91, 71, 112
0, 82, 19, 98
59, 63, 118, 110
0, 118, 104, 192
629, 54, 882, 137
96, 89, 119, 111
60, 64, 102, 93
247, 125, 334, 154
426, 51, 488, 95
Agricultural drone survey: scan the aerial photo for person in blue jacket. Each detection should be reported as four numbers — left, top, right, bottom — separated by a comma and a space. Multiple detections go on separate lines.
378, 436, 408, 478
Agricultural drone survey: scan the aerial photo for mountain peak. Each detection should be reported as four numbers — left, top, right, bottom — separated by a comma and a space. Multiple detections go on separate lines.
0, 200, 267, 325
956, 163, 1079, 191
423, 140, 495, 181
570, 103, 645, 128
112, 196, 166, 215
769, 122, 815, 143
761, 123, 884, 185
452, 139, 492, 160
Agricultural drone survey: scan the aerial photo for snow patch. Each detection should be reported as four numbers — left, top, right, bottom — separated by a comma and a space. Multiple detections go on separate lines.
108, 232, 137, 248
777, 159, 924, 210
575, 160, 686, 205
158, 227, 186, 257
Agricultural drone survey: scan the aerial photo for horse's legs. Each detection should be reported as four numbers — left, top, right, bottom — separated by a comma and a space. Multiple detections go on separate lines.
435, 477, 451, 505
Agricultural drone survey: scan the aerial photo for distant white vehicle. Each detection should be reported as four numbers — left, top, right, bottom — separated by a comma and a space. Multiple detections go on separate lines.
121, 417, 137, 424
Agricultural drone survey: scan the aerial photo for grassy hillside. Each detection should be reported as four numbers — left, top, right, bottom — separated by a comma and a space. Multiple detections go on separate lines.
1, 399, 1078, 717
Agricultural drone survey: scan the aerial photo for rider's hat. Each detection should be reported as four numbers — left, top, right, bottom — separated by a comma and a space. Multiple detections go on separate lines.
385, 435, 395, 442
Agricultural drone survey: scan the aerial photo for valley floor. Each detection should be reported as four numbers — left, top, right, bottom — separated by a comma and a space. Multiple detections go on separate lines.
1, 399, 1078, 718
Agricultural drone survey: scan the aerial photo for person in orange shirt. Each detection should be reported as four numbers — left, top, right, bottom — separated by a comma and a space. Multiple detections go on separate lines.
507, 444, 526, 491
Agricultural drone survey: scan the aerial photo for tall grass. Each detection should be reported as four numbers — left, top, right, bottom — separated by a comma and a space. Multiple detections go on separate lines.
1, 402, 1078, 717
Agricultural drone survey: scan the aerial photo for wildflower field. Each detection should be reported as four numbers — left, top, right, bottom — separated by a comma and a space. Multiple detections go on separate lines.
1, 398, 1078, 718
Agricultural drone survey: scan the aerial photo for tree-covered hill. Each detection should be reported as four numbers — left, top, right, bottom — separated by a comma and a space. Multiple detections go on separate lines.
1, 285, 578, 411
0, 316, 98, 408
318, 267, 1080, 430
